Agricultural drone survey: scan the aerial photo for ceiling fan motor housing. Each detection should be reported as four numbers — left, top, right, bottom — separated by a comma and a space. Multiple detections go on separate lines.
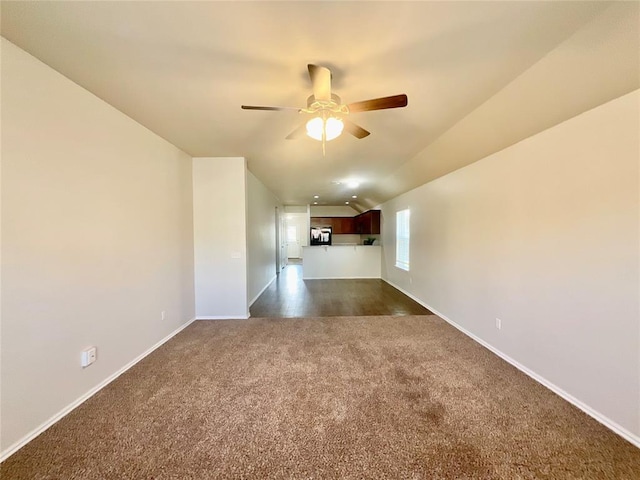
305, 93, 348, 115
242, 64, 408, 141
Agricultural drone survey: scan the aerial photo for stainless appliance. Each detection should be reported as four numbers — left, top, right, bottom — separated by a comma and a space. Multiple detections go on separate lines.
310, 227, 332, 246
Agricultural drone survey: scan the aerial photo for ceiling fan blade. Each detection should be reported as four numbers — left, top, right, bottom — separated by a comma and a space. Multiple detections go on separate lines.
343, 119, 370, 139
285, 123, 308, 140
241, 105, 300, 111
308, 64, 332, 102
347, 94, 408, 113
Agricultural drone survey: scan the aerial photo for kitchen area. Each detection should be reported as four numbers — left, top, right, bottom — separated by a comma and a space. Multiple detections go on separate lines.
299, 207, 382, 279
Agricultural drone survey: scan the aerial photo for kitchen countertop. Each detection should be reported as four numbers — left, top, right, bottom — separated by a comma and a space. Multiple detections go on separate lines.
304, 244, 379, 247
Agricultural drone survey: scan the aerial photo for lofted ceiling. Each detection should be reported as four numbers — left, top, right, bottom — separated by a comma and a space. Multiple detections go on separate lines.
1, 1, 637, 210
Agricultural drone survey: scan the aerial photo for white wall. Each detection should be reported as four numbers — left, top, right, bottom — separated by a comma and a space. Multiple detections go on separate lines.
303, 246, 381, 279
1, 39, 195, 456
192, 157, 248, 319
310, 205, 359, 217
246, 171, 281, 306
381, 91, 640, 443
284, 205, 308, 214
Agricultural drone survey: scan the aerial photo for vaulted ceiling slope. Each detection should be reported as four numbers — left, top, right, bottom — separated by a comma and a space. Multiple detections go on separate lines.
1, 1, 638, 209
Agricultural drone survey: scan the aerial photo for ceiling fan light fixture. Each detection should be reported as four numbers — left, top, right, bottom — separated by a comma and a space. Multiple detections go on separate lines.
306, 116, 344, 142
325, 117, 344, 141
243, 64, 408, 148
305, 117, 323, 141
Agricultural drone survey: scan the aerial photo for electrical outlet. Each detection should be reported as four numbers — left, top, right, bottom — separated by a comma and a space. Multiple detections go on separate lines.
496, 318, 502, 330
161, 311, 166, 321
81, 347, 97, 367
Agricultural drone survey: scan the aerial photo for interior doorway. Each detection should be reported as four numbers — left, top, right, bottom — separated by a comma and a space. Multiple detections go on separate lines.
284, 212, 308, 261
275, 206, 286, 274
286, 224, 301, 258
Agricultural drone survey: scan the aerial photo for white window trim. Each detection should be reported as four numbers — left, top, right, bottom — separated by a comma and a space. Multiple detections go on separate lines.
395, 209, 410, 271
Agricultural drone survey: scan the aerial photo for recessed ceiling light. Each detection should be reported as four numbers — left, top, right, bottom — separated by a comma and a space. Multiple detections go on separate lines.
352, 195, 357, 199
313, 195, 319, 199
345, 201, 350, 204
347, 181, 360, 189
313, 202, 318, 204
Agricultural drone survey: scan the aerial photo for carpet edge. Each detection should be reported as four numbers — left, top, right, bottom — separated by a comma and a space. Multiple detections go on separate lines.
0, 316, 198, 462
382, 279, 640, 449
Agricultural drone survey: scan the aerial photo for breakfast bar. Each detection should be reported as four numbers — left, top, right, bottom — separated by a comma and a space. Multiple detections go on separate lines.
301, 245, 381, 279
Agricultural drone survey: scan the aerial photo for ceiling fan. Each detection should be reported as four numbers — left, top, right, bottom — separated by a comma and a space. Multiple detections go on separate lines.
241, 64, 408, 153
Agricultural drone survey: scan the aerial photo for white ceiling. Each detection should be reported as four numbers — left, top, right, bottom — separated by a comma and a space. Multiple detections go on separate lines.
1, 1, 637, 210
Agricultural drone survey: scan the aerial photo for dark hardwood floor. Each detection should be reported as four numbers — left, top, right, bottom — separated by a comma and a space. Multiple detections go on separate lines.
250, 263, 432, 317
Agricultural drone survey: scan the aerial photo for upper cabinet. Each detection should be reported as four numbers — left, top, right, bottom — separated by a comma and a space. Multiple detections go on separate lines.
355, 210, 381, 235
310, 217, 332, 227
310, 210, 380, 235
334, 217, 354, 234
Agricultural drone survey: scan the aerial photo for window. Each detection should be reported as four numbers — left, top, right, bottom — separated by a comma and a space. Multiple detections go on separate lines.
395, 209, 410, 271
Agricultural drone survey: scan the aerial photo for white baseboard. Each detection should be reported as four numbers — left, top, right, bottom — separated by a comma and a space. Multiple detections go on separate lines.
249, 274, 277, 307
196, 315, 249, 320
0, 317, 197, 462
383, 279, 640, 449
302, 276, 380, 280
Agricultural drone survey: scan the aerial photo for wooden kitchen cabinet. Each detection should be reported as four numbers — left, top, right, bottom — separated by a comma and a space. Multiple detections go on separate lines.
310, 217, 332, 227
355, 210, 381, 234
312, 216, 354, 233
334, 217, 354, 234
311, 211, 379, 234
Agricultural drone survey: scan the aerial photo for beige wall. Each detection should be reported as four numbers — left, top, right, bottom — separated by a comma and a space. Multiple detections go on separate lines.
310, 205, 359, 217
1, 39, 195, 456
284, 205, 308, 214
246, 171, 282, 305
381, 90, 640, 443
192, 157, 248, 319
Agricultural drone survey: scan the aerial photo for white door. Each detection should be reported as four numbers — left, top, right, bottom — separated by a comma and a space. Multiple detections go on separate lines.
275, 207, 283, 273
286, 224, 301, 258
280, 212, 287, 269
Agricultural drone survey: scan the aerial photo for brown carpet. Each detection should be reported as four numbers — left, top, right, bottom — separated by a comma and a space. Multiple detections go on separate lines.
2, 316, 639, 479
